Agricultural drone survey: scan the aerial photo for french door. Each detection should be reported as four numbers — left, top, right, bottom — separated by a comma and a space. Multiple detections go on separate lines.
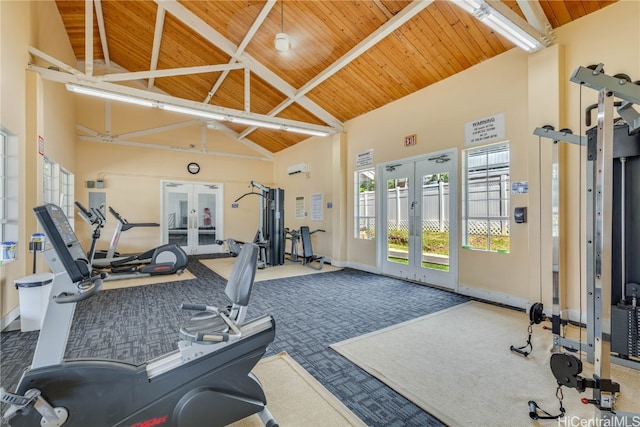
162, 181, 223, 255
378, 150, 458, 290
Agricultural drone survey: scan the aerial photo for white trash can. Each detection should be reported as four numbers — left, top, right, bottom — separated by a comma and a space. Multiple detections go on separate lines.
15, 272, 54, 332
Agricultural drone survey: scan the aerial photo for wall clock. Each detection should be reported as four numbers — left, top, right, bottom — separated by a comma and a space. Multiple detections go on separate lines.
187, 162, 200, 174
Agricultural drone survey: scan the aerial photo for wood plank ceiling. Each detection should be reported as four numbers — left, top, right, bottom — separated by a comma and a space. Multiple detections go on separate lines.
50, 0, 616, 155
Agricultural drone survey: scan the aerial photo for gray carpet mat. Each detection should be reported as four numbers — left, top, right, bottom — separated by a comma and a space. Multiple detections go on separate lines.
1, 256, 468, 426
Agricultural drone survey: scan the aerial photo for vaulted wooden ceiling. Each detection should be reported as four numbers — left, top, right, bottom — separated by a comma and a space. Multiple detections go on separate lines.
48, 0, 615, 156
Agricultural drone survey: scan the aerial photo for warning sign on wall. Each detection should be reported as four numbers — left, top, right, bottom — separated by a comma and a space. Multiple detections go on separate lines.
464, 113, 505, 146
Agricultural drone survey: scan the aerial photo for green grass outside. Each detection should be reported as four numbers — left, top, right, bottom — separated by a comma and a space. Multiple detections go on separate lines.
387, 230, 510, 254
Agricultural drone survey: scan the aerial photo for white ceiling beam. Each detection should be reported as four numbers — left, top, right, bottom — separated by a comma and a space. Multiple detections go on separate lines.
148, 5, 166, 89
485, 0, 552, 45
100, 63, 245, 82
85, 0, 93, 76
244, 68, 250, 112
28, 56, 275, 157
28, 46, 83, 76
78, 135, 272, 161
113, 119, 202, 139
157, 0, 343, 130
94, 0, 110, 67
28, 64, 336, 135
515, 0, 553, 35
240, 0, 433, 139
204, 0, 276, 104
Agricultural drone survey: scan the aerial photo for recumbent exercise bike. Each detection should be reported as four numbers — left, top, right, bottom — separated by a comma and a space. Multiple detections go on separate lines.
1, 203, 278, 427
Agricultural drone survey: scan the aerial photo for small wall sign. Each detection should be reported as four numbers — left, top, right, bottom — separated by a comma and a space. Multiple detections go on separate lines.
404, 134, 417, 147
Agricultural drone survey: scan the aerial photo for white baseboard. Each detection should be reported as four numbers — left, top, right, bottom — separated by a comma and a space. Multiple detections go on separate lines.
341, 261, 379, 274
1, 306, 20, 331
458, 284, 529, 310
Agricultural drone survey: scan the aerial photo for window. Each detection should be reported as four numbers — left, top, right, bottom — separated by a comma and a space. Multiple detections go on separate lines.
1, 127, 18, 244
355, 169, 375, 239
462, 142, 510, 252
1, 131, 7, 242
43, 157, 75, 226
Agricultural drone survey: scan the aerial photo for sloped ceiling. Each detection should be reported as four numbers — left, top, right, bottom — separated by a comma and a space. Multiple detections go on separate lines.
38, 0, 616, 158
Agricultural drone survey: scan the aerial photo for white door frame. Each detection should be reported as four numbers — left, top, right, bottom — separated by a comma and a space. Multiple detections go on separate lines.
161, 180, 224, 255
376, 148, 458, 291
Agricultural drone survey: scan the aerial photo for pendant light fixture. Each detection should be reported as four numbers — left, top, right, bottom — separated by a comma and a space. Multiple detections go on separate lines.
274, 0, 290, 52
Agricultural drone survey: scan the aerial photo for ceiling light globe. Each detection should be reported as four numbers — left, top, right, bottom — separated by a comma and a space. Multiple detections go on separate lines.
274, 33, 290, 52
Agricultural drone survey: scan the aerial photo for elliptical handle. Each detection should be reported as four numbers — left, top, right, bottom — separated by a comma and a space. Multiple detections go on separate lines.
54, 275, 104, 304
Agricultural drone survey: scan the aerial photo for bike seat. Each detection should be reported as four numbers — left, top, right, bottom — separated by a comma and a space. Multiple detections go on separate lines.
179, 310, 229, 343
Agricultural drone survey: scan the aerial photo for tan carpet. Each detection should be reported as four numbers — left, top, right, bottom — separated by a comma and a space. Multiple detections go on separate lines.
200, 258, 341, 282
231, 352, 366, 427
102, 269, 196, 290
330, 301, 640, 426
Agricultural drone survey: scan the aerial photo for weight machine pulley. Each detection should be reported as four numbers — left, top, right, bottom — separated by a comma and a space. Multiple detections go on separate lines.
528, 64, 640, 422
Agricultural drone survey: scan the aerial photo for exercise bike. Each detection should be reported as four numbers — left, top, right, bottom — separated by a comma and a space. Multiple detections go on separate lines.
75, 202, 188, 280
1, 203, 278, 427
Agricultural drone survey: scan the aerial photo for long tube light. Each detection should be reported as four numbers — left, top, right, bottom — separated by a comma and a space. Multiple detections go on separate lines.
160, 103, 225, 121
451, 0, 543, 52
66, 84, 331, 137
66, 83, 155, 107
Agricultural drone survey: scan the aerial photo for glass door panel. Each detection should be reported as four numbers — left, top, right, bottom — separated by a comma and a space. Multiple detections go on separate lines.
380, 151, 458, 290
420, 173, 450, 272
163, 182, 223, 255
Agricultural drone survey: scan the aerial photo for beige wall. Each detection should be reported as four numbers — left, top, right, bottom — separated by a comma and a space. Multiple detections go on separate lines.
1, 0, 77, 325
74, 139, 273, 254
2, 1, 639, 324
272, 133, 347, 261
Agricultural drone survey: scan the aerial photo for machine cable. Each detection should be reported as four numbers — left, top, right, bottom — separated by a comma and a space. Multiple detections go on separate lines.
510, 302, 545, 357
509, 131, 550, 358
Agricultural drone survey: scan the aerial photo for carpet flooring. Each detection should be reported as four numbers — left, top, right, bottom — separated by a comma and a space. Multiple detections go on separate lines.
1, 255, 468, 426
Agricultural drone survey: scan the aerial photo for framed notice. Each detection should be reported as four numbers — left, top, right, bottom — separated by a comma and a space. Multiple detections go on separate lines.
464, 113, 505, 146
295, 195, 305, 219
356, 149, 374, 170
310, 193, 323, 221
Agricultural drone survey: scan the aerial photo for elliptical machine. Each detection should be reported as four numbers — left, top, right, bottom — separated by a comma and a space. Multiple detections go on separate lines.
75, 202, 188, 280
1, 204, 278, 426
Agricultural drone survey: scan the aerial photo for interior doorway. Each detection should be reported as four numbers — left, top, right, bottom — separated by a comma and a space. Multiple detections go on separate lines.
377, 150, 458, 290
161, 181, 223, 255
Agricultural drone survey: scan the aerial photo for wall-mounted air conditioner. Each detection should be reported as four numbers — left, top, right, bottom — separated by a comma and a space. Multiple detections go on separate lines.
287, 162, 308, 175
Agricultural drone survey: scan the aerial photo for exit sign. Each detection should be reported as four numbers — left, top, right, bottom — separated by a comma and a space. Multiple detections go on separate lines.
404, 134, 417, 147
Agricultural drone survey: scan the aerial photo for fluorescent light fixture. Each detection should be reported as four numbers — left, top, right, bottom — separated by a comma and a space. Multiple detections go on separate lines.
452, 0, 543, 52
66, 83, 155, 107
282, 126, 330, 137
65, 83, 332, 137
226, 116, 282, 130
481, 7, 541, 51
160, 104, 225, 121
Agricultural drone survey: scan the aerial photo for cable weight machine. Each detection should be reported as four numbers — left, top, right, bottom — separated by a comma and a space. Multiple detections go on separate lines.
223, 181, 285, 269
528, 64, 640, 421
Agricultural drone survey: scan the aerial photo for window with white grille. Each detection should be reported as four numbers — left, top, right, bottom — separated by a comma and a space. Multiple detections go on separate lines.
43, 157, 75, 226
462, 142, 510, 252
355, 169, 375, 239
1, 127, 18, 244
